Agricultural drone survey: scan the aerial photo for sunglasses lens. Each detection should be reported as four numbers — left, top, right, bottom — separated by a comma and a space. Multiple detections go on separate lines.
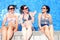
42, 8, 46, 9
24, 7, 28, 10
9, 8, 15, 10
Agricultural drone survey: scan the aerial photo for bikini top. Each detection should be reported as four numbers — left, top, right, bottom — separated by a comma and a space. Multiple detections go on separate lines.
22, 14, 31, 23
7, 17, 16, 22
5, 17, 16, 26
40, 14, 49, 25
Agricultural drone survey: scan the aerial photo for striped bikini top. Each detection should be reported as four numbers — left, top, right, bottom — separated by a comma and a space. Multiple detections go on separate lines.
5, 17, 16, 26
40, 14, 49, 25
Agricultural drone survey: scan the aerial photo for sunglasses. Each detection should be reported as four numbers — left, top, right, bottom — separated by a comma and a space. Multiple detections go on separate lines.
9, 8, 15, 10
42, 8, 46, 9
24, 7, 28, 10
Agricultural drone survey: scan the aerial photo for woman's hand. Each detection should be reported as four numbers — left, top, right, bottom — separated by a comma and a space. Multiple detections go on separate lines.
40, 27, 44, 32
33, 10, 37, 15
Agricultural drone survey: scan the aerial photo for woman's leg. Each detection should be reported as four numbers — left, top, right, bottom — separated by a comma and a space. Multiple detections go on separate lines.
44, 25, 51, 40
49, 25, 54, 40
22, 27, 27, 40
2, 26, 7, 40
26, 26, 32, 40
0, 29, 1, 32
7, 26, 14, 40
40, 27, 45, 32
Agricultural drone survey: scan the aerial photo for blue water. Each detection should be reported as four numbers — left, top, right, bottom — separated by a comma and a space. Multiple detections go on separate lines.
0, 0, 60, 31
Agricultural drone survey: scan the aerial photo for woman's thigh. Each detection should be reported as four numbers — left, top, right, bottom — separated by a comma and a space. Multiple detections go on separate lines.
22, 27, 27, 37
49, 25, 54, 35
2, 26, 7, 39
7, 26, 14, 38
44, 25, 50, 33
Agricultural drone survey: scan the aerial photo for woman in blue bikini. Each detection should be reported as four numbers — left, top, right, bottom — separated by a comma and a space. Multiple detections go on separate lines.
2, 5, 18, 40
38, 5, 54, 40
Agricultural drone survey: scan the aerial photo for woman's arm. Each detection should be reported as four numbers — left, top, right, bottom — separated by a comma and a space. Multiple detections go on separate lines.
38, 14, 41, 30
2, 15, 7, 27
19, 14, 25, 27
14, 15, 18, 32
29, 11, 36, 23
49, 14, 53, 26
31, 14, 34, 23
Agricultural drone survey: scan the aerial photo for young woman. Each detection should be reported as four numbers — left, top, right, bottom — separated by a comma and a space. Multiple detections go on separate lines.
19, 5, 36, 40
2, 5, 18, 40
38, 5, 54, 40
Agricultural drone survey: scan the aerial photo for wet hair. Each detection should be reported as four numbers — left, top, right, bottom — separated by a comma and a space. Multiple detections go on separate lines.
7, 5, 16, 10
42, 5, 50, 13
20, 5, 30, 14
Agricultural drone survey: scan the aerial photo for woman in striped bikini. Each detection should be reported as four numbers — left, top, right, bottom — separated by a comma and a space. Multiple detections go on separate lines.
38, 5, 54, 40
2, 5, 18, 40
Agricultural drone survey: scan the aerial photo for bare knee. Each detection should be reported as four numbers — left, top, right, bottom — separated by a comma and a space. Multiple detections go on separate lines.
2, 26, 7, 29
2, 27, 7, 32
49, 26, 53, 30
44, 26, 49, 33
0, 29, 2, 32
7, 28, 14, 40
2, 27, 7, 40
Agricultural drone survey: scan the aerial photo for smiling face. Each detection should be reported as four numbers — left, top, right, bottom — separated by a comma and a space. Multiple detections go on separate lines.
8, 6, 15, 13
42, 6, 48, 13
23, 6, 28, 14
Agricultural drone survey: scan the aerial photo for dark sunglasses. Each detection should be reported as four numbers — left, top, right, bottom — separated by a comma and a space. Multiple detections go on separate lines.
24, 7, 28, 10
9, 8, 15, 10
42, 8, 46, 9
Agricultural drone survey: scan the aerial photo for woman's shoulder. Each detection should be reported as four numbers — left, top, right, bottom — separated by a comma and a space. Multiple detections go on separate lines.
38, 13, 42, 16
47, 14, 52, 17
19, 14, 23, 18
29, 12, 34, 17
13, 13, 18, 18
5, 13, 9, 17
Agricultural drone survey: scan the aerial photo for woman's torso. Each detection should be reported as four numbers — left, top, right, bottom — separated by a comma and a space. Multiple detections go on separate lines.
5, 13, 16, 27
20, 13, 33, 26
40, 13, 50, 27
